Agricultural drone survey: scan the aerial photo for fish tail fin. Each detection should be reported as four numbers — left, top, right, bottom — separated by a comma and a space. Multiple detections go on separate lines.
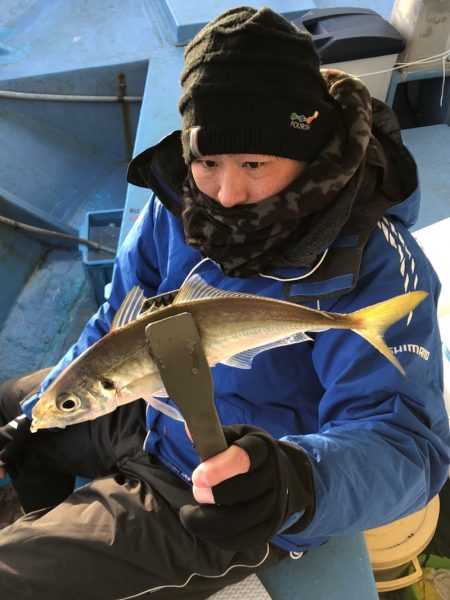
348, 291, 428, 375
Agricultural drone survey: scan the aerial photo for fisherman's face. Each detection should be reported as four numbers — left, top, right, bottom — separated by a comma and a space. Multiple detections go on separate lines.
191, 154, 307, 208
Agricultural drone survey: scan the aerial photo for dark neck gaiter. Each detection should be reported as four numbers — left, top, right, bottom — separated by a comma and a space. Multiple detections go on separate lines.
181, 74, 375, 278
182, 167, 342, 277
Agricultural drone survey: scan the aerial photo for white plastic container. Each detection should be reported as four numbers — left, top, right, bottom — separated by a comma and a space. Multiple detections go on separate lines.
322, 54, 399, 101
443, 341, 450, 423
292, 9, 405, 101
413, 219, 450, 434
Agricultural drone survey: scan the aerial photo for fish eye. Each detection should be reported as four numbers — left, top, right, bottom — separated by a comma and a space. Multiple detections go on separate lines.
57, 393, 82, 412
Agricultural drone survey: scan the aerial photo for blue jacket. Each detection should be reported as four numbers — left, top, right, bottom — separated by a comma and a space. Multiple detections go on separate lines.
23, 153, 450, 553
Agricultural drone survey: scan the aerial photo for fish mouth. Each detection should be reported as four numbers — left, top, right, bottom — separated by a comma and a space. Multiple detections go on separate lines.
30, 411, 65, 433
30, 405, 93, 432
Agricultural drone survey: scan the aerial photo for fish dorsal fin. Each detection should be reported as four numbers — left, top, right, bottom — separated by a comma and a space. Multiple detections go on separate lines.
221, 332, 312, 369
173, 274, 254, 305
111, 286, 147, 330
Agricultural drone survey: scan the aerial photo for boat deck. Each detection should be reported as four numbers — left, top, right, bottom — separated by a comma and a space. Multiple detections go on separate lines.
0, 1, 449, 598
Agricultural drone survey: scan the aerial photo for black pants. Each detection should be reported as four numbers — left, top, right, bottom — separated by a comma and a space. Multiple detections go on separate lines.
0, 371, 286, 600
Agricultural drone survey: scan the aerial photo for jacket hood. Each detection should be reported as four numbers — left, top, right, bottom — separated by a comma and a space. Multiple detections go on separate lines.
127, 75, 419, 229
369, 97, 419, 229
127, 130, 187, 218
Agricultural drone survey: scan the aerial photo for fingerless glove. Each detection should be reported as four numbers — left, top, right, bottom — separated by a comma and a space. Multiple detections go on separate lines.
180, 424, 315, 549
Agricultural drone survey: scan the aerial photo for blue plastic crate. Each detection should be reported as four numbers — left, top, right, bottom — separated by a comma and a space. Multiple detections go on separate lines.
79, 209, 123, 306
0, 475, 11, 489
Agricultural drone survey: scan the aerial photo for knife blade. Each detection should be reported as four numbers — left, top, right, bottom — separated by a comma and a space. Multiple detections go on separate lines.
145, 312, 228, 462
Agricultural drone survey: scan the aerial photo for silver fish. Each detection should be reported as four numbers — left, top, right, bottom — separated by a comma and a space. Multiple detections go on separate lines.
30, 274, 428, 432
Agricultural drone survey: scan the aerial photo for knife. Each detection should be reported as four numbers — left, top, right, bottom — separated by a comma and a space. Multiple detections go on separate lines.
145, 312, 228, 462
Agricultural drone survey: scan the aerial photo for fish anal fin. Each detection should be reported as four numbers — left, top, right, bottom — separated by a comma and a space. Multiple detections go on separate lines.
221, 332, 312, 369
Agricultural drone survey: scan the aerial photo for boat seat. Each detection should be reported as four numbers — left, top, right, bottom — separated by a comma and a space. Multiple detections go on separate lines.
211, 533, 379, 599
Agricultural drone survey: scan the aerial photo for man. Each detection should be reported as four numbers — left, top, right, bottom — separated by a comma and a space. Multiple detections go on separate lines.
0, 7, 448, 600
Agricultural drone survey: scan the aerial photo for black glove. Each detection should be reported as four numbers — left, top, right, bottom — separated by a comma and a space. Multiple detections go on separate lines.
179, 425, 315, 550
0, 415, 33, 478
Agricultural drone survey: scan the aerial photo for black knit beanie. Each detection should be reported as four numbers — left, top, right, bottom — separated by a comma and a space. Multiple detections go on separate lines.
179, 6, 338, 164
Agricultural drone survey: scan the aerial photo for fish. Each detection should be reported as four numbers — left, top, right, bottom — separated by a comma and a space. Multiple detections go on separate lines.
30, 274, 428, 432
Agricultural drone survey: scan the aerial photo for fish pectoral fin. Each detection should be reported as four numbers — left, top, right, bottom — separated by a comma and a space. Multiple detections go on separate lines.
152, 387, 169, 398
135, 386, 169, 402
220, 332, 312, 369
147, 395, 185, 422
111, 286, 147, 330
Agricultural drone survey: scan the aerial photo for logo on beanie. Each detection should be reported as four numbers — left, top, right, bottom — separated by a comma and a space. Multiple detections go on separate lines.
290, 111, 319, 130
